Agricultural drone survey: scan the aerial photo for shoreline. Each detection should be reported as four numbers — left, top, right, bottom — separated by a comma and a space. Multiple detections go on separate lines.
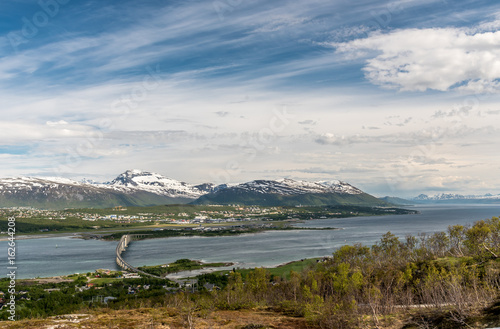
0, 205, 418, 242
11, 257, 320, 282
0, 232, 83, 242
0, 220, 305, 242
0, 224, 340, 242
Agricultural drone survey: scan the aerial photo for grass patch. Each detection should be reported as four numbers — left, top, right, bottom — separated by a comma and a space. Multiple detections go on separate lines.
90, 277, 122, 285
266, 258, 320, 279
215, 258, 321, 280
138, 259, 233, 277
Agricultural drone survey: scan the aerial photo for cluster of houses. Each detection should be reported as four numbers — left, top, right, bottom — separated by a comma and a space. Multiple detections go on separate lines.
0, 268, 224, 311
0, 205, 319, 227
75, 206, 289, 223
0, 207, 65, 220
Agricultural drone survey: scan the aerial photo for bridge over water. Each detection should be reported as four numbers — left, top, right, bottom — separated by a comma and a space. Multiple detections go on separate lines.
115, 234, 163, 279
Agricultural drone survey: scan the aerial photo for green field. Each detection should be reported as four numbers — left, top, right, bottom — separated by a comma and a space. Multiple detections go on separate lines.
214, 258, 321, 280
138, 259, 233, 277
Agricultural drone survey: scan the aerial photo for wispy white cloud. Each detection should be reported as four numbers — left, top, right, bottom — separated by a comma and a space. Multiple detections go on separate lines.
1, 0, 500, 197
315, 124, 498, 147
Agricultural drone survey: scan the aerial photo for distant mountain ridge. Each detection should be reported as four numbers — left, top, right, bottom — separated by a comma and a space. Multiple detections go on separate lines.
378, 196, 414, 205
413, 193, 500, 203
0, 170, 388, 209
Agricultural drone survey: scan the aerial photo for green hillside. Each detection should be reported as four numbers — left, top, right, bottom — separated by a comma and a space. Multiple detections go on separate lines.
379, 196, 415, 205
0, 190, 193, 210
194, 190, 391, 207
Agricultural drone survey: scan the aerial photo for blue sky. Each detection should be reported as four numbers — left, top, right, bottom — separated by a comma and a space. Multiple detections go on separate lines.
1, 0, 500, 197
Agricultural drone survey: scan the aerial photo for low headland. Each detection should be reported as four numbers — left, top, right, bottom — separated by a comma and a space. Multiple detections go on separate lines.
0, 204, 418, 240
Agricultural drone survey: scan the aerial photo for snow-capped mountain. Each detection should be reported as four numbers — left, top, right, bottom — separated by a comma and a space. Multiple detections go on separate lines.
107, 169, 207, 199
0, 176, 96, 193
193, 183, 226, 193
220, 179, 364, 196
194, 178, 385, 207
315, 180, 364, 195
0, 170, 214, 209
0, 171, 383, 209
0, 176, 129, 209
413, 193, 500, 203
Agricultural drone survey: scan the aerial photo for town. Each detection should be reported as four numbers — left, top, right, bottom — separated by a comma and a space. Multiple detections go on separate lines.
0, 204, 416, 236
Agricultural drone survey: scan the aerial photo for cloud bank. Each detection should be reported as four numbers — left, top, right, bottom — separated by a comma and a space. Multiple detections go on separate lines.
335, 22, 500, 93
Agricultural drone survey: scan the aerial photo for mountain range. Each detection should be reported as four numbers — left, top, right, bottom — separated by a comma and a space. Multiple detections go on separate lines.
0, 170, 390, 209
194, 178, 386, 207
379, 193, 500, 205
411, 193, 500, 204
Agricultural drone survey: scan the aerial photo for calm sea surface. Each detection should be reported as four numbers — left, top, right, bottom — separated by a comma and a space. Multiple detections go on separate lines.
1, 204, 499, 279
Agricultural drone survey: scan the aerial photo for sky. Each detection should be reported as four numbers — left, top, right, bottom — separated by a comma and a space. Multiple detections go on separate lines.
0, 0, 500, 198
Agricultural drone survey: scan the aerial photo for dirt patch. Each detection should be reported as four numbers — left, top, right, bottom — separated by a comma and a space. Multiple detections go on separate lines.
21, 276, 74, 285
0, 308, 308, 329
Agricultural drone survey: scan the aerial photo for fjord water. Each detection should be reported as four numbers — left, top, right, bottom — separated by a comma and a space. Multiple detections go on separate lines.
2, 204, 499, 279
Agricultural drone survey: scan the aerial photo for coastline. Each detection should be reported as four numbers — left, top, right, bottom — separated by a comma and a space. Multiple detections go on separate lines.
0, 232, 83, 242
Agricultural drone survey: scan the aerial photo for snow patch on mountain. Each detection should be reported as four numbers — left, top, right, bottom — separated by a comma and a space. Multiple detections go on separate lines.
107, 169, 206, 198
228, 178, 364, 195
0, 177, 86, 191
414, 193, 500, 201
316, 180, 364, 194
